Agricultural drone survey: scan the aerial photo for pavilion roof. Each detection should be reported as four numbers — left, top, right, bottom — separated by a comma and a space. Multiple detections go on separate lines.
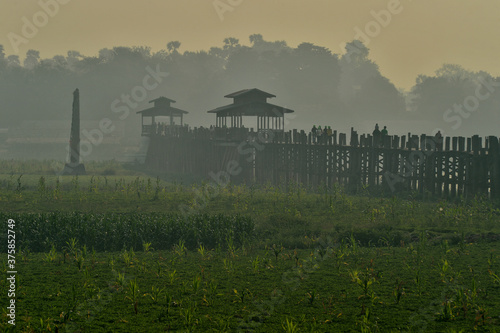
224, 88, 276, 99
137, 106, 188, 117
149, 96, 176, 104
207, 101, 293, 117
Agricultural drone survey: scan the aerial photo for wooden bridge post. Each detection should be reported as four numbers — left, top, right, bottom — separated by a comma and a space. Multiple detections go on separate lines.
489, 136, 500, 198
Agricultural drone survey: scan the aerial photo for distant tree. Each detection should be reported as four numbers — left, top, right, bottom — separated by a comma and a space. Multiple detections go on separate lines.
351, 74, 406, 120
7, 55, 20, 67
23, 49, 40, 69
249, 34, 264, 45
98, 48, 115, 63
167, 41, 181, 54
223, 37, 240, 50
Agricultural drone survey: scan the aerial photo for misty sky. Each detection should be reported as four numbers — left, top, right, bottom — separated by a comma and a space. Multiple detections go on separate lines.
1, 0, 500, 90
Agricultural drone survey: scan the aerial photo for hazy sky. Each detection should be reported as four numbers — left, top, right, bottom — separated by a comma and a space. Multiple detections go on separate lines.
1, 0, 499, 89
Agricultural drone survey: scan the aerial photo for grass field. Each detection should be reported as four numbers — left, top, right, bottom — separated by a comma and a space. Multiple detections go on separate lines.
0, 160, 499, 332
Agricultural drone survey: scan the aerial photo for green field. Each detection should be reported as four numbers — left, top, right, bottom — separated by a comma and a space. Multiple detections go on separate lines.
0, 160, 499, 332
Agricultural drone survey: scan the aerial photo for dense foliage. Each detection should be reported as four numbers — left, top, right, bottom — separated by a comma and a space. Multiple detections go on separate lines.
0, 212, 254, 252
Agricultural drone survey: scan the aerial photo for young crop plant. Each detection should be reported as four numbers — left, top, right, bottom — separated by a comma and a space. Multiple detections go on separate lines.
81, 244, 88, 259
126, 278, 140, 314
281, 317, 299, 333
197, 243, 211, 260
180, 302, 197, 328
349, 233, 358, 254
226, 233, 237, 258
191, 275, 201, 294
437, 298, 455, 321
392, 279, 405, 304
148, 285, 165, 304
272, 243, 283, 262
439, 259, 451, 282
233, 288, 252, 303
223, 258, 234, 273
350, 269, 377, 301
43, 244, 58, 263
454, 287, 470, 318
174, 239, 187, 257
115, 272, 126, 288
122, 250, 131, 265
155, 260, 163, 277
168, 270, 177, 285
488, 269, 500, 284
307, 290, 317, 305
75, 252, 84, 271
64, 238, 79, 258
142, 241, 153, 253
251, 256, 260, 273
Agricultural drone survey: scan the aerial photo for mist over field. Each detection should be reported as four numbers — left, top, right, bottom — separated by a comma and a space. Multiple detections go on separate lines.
0, 35, 499, 160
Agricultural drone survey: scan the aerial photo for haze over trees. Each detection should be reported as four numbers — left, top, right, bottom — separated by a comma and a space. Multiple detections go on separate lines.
0, 35, 498, 159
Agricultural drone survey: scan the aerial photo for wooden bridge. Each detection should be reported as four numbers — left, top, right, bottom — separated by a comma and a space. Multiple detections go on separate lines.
145, 127, 500, 199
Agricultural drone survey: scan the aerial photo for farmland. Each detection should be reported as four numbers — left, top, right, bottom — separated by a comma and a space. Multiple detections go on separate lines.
0, 160, 500, 332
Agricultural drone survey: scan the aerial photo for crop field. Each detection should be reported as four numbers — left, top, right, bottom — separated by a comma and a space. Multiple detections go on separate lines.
0, 161, 500, 332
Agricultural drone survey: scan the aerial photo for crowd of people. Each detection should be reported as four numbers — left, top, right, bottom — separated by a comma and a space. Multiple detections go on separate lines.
311, 125, 334, 143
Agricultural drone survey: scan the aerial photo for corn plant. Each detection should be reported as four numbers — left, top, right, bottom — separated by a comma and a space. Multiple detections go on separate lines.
488, 269, 500, 284
350, 233, 358, 254
142, 242, 153, 253
487, 252, 495, 268
64, 238, 79, 258
148, 285, 164, 304
393, 279, 405, 304
233, 288, 252, 303
207, 279, 217, 295
251, 256, 260, 273
226, 234, 236, 257
174, 239, 187, 257
122, 251, 131, 265
454, 287, 469, 318
180, 302, 197, 327
155, 260, 163, 277
43, 244, 57, 263
197, 244, 208, 259
272, 243, 283, 261
350, 269, 376, 300
307, 290, 317, 305
75, 253, 84, 271
439, 259, 451, 282
82, 244, 88, 259
191, 275, 201, 294
438, 299, 455, 321
116, 272, 126, 287
168, 270, 177, 285
223, 258, 234, 273
126, 279, 140, 314
281, 317, 299, 333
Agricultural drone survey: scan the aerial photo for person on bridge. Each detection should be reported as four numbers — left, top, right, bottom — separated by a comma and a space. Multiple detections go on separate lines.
381, 126, 388, 136
373, 123, 381, 147
312, 125, 317, 143
435, 130, 443, 151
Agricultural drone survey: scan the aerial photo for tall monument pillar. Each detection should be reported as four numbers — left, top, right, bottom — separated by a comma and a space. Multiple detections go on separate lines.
63, 89, 86, 175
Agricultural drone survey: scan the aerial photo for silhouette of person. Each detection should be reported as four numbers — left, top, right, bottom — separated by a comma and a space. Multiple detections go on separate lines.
311, 125, 317, 143
435, 130, 443, 151
372, 123, 381, 147
381, 126, 388, 136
